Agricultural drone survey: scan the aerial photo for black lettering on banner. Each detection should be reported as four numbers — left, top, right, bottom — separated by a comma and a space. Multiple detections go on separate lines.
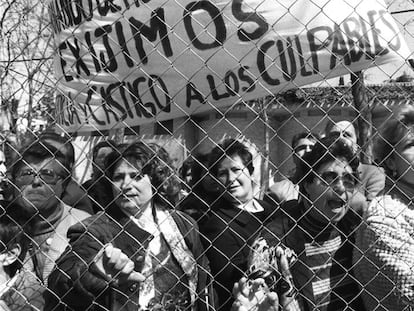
60, 0, 74, 28
207, 75, 231, 100
96, 0, 122, 16
48, 2, 60, 33
378, 10, 400, 51
122, 0, 151, 10
118, 82, 135, 119
277, 37, 297, 81
56, 94, 81, 126
129, 8, 173, 65
307, 26, 331, 74
367, 10, 388, 56
85, 31, 102, 72
66, 93, 82, 125
341, 17, 364, 63
49, 0, 94, 33
257, 40, 280, 86
186, 82, 206, 107
184, 1, 226, 50
58, 42, 74, 82
101, 101, 121, 124
232, 0, 268, 41
238, 66, 255, 92
224, 70, 239, 95
77, 101, 89, 122
72, 0, 92, 24
61, 75, 175, 127
294, 35, 312, 77
86, 86, 106, 125
142, 100, 156, 118
358, 15, 373, 59
115, 21, 134, 67
102, 82, 128, 121
55, 95, 65, 125
127, 77, 155, 118
66, 38, 91, 76
330, 23, 351, 69
149, 75, 171, 113
95, 25, 118, 72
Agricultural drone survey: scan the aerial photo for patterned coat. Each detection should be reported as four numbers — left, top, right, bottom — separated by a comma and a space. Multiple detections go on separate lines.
45, 209, 215, 311
354, 194, 414, 311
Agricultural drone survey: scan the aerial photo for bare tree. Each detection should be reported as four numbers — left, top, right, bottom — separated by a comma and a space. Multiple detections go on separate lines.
0, 0, 54, 139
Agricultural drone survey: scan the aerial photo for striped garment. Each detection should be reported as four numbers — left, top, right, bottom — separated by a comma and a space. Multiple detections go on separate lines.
295, 227, 361, 310
261, 201, 365, 311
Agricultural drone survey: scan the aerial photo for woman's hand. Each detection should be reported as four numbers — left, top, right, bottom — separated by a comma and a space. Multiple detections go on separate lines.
94, 243, 144, 285
231, 277, 279, 311
232, 246, 300, 311
275, 247, 300, 310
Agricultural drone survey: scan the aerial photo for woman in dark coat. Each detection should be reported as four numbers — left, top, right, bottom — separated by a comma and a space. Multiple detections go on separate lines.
199, 138, 276, 311
45, 141, 215, 311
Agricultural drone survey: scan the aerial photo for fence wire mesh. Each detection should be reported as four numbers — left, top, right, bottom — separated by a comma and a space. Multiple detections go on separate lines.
1, 0, 414, 310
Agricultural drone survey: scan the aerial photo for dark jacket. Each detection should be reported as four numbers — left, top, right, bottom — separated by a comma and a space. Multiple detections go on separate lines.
261, 200, 366, 311
199, 199, 276, 311
62, 179, 94, 214
45, 210, 215, 311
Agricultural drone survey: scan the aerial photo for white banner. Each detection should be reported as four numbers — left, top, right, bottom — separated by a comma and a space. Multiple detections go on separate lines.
50, 0, 411, 133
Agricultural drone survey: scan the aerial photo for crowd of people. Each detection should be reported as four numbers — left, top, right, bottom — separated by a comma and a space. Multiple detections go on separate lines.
0, 106, 412, 310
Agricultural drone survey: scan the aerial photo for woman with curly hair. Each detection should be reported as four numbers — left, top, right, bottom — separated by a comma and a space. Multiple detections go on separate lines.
233, 136, 365, 311
45, 141, 215, 311
354, 106, 414, 310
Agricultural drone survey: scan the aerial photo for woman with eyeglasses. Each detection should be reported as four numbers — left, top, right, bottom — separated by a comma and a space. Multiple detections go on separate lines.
45, 141, 215, 311
354, 106, 414, 310
199, 139, 277, 311
232, 136, 366, 311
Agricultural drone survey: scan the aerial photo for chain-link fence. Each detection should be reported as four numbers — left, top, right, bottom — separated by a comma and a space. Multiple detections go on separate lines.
1, 0, 414, 310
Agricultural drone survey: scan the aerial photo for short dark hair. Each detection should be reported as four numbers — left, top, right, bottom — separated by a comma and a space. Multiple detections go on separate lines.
190, 153, 210, 189
0, 203, 32, 277
11, 141, 71, 184
38, 131, 75, 169
209, 139, 254, 177
92, 140, 117, 162
296, 136, 359, 186
324, 119, 359, 137
291, 132, 319, 149
105, 141, 180, 209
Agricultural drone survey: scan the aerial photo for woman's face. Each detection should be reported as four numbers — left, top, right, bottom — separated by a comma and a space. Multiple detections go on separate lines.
304, 158, 355, 223
111, 159, 153, 217
216, 154, 253, 204
390, 133, 414, 185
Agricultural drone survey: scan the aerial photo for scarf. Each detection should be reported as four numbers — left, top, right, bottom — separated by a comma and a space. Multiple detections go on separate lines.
34, 204, 64, 236
130, 208, 198, 311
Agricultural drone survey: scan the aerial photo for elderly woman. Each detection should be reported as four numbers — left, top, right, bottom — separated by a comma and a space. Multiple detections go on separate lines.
199, 138, 276, 311
354, 106, 414, 310
233, 136, 366, 311
45, 141, 215, 311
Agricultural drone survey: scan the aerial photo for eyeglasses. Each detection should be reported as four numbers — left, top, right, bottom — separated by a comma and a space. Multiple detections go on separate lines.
318, 171, 357, 190
15, 169, 63, 185
294, 144, 314, 153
